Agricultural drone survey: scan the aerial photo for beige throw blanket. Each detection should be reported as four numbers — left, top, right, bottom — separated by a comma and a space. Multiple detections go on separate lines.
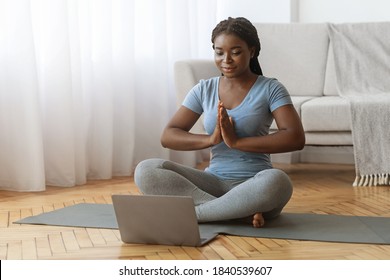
328, 22, 390, 186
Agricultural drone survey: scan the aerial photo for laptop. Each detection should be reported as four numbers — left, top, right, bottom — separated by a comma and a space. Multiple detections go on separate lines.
111, 194, 218, 247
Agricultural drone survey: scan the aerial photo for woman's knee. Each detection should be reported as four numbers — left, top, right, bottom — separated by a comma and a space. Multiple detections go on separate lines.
134, 158, 165, 192
254, 168, 293, 201
252, 169, 293, 218
257, 168, 292, 187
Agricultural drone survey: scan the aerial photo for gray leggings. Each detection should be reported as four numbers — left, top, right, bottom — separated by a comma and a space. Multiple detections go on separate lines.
134, 158, 293, 223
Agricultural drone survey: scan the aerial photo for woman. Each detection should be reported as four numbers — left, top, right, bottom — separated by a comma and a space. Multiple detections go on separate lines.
135, 17, 305, 228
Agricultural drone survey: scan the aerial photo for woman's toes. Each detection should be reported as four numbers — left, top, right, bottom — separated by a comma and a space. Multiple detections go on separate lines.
253, 213, 265, 228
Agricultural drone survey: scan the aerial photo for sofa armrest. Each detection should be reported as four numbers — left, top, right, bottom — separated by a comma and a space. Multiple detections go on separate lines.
174, 59, 219, 107
174, 60, 220, 134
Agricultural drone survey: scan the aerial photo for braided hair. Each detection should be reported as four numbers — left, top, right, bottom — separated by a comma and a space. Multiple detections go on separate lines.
211, 17, 263, 76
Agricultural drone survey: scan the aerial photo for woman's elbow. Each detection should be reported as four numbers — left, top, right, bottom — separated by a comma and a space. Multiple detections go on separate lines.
160, 138, 168, 148
295, 132, 306, 150
160, 129, 170, 148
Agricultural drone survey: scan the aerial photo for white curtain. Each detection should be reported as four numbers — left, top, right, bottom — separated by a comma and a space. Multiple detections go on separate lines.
0, 0, 217, 191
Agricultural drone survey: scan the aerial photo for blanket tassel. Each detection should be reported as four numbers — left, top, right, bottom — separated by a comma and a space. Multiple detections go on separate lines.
353, 173, 390, 187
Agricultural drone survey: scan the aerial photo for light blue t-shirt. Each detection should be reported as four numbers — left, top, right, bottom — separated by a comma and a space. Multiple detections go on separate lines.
182, 75, 292, 180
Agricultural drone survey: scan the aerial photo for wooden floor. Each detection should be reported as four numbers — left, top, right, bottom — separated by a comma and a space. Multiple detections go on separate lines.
1, 162, 390, 260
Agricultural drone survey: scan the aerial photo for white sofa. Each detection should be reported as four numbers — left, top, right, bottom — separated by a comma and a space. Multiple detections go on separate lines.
174, 23, 355, 164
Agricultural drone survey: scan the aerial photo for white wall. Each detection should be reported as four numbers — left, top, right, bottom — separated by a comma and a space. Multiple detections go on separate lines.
216, 0, 298, 23
215, 0, 390, 23
194, 0, 390, 58
299, 0, 390, 23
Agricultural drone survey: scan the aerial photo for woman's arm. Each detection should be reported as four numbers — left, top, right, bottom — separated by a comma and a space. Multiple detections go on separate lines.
160, 106, 222, 151
220, 104, 305, 153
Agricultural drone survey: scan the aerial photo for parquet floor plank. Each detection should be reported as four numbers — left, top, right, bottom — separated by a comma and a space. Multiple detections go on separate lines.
168, 247, 192, 260
35, 236, 53, 259
225, 235, 261, 256
48, 232, 67, 255
181, 247, 208, 260
73, 228, 94, 248
22, 239, 37, 260
61, 230, 80, 252
256, 238, 283, 250
158, 251, 177, 260
208, 239, 239, 259
8, 210, 21, 228
31, 206, 44, 216
43, 205, 55, 213
145, 254, 163, 260
239, 237, 270, 253
20, 208, 33, 220
0, 211, 9, 228
196, 242, 223, 260
99, 229, 120, 244
85, 228, 107, 246
1, 163, 390, 259
6, 241, 22, 260
216, 235, 253, 258
0, 243, 8, 259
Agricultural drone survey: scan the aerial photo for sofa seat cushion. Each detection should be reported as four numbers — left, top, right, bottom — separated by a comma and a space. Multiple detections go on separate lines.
301, 96, 351, 132
270, 96, 315, 130
305, 132, 352, 145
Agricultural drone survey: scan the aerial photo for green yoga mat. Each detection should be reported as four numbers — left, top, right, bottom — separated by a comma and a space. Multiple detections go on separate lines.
14, 203, 390, 245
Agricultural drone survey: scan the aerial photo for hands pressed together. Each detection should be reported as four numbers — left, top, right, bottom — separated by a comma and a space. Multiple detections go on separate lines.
209, 101, 238, 148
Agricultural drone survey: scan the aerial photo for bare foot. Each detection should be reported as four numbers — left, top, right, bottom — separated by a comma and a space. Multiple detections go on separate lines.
252, 213, 265, 228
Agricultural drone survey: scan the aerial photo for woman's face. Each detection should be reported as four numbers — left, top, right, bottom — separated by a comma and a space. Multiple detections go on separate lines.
213, 33, 254, 79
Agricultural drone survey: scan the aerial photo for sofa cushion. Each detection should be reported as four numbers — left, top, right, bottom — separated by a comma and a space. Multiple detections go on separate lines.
270, 96, 314, 130
301, 96, 351, 131
174, 60, 220, 106
255, 23, 329, 97
305, 132, 352, 145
